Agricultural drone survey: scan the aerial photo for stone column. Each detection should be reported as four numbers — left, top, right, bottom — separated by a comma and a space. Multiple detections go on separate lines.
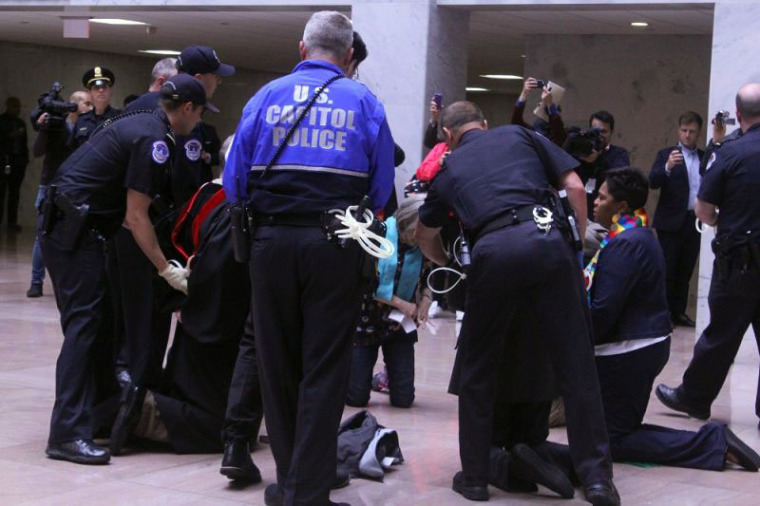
351, 0, 469, 198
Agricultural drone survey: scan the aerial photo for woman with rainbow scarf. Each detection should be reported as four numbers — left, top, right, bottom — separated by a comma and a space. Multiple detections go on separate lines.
581, 167, 759, 471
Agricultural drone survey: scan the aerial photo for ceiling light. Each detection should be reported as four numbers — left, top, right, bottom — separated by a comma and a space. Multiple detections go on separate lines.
630, 22, 649, 27
138, 49, 181, 56
90, 18, 147, 26
466, 87, 489, 92
480, 74, 523, 80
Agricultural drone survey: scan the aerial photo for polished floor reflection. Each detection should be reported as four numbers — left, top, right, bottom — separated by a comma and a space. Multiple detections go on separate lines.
1, 230, 758, 505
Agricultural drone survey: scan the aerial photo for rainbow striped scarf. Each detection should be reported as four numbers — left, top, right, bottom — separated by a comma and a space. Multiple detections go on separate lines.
584, 208, 649, 297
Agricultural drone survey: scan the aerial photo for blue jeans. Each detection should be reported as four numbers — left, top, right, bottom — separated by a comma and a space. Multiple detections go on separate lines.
31, 185, 47, 285
347, 332, 416, 408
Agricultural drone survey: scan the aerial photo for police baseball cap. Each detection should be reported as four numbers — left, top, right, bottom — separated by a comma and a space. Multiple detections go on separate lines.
177, 45, 235, 77
160, 74, 219, 113
82, 66, 115, 88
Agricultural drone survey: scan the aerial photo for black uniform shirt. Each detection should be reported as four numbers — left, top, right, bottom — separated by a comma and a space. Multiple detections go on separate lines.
125, 91, 161, 113
71, 105, 122, 150
419, 125, 579, 233
52, 109, 173, 227
698, 122, 760, 241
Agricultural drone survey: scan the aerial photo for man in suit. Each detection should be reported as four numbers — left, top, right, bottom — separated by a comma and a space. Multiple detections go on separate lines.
649, 111, 704, 327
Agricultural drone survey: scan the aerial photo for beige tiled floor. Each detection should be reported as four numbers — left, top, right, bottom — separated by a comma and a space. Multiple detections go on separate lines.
1, 229, 758, 505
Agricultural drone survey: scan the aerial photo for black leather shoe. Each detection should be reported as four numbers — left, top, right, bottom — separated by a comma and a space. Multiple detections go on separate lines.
672, 313, 696, 327
46, 439, 110, 465
510, 443, 574, 499
220, 439, 262, 483
264, 484, 283, 506
488, 446, 537, 493
452, 471, 489, 501
655, 384, 710, 420
110, 385, 145, 455
584, 480, 620, 506
26, 283, 43, 298
725, 427, 760, 471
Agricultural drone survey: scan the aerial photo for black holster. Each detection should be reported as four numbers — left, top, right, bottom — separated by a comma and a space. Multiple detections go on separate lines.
711, 236, 760, 277
42, 185, 91, 251
230, 203, 251, 263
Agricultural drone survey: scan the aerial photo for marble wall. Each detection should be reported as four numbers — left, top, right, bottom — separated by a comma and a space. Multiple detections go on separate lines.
352, 1, 469, 198
0, 40, 281, 227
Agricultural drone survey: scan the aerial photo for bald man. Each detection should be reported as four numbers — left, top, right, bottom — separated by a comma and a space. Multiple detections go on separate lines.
657, 83, 760, 433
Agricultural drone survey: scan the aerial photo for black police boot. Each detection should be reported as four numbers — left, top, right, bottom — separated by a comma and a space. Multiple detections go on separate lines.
46, 439, 110, 465
655, 384, 710, 420
26, 283, 43, 298
510, 443, 574, 499
488, 446, 537, 493
110, 385, 146, 456
584, 480, 620, 506
220, 439, 262, 483
452, 471, 489, 501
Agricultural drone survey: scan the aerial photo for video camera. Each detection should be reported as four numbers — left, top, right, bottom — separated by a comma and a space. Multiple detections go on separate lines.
712, 110, 736, 127
31, 82, 77, 131
562, 126, 605, 160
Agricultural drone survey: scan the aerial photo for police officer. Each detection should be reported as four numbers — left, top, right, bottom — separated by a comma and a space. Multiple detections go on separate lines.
40, 74, 213, 465
125, 57, 178, 112
223, 11, 394, 505
657, 83, 760, 425
70, 67, 120, 150
415, 101, 619, 505
174, 45, 235, 204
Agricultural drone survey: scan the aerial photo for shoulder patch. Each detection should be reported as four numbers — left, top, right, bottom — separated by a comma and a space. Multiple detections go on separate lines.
152, 140, 170, 164
705, 152, 717, 172
184, 139, 203, 162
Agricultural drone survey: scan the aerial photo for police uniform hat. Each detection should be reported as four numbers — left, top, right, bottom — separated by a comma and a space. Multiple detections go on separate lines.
82, 66, 116, 88
177, 45, 235, 77
160, 74, 219, 113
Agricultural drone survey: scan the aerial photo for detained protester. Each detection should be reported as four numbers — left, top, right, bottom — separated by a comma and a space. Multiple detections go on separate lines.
416, 101, 618, 505
40, 74, 212, 465
222, 11, 395, 506
537, 168, 760, 478
346, 194, 432, 409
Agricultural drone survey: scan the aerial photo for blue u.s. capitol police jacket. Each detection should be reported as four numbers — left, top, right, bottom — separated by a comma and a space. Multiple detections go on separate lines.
223, 59, 395, 214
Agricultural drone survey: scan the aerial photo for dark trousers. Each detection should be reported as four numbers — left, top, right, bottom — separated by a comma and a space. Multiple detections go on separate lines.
347, 332, 416, 409
682, 261, 760, 417
597, 339, 726, 470
0, 162, 25, 225
153, 324, 241, 453
111, 227, 171, 388
222, 313, 264, 444
250, 226, 364, 506
40, 223, 115, 443
492, 401, 551, 450
657, 214, 700, 316
458, 223, 611, 486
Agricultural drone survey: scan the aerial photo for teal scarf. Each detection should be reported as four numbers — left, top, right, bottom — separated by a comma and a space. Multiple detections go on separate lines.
376, 216, 424, 303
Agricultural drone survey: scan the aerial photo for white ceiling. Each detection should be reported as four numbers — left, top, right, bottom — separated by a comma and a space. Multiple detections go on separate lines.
0, 4, 714, 94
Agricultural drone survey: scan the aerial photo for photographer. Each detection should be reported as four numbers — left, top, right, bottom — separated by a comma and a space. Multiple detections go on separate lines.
512, 77, 566, 146
26, 90, 92, 297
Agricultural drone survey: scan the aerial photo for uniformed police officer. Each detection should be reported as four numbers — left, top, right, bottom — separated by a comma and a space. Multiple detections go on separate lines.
109, 46, 232, 407
657, 83, 760, 425
70, 67, 121, 150
41, 74, 214, 465
175, 45, 235, 204
415, 101, 619, 505
223, 11, 395, 506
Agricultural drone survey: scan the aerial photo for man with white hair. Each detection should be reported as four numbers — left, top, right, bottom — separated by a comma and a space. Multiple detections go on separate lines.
125, 57, 178, 111
223, 10, 395, 506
